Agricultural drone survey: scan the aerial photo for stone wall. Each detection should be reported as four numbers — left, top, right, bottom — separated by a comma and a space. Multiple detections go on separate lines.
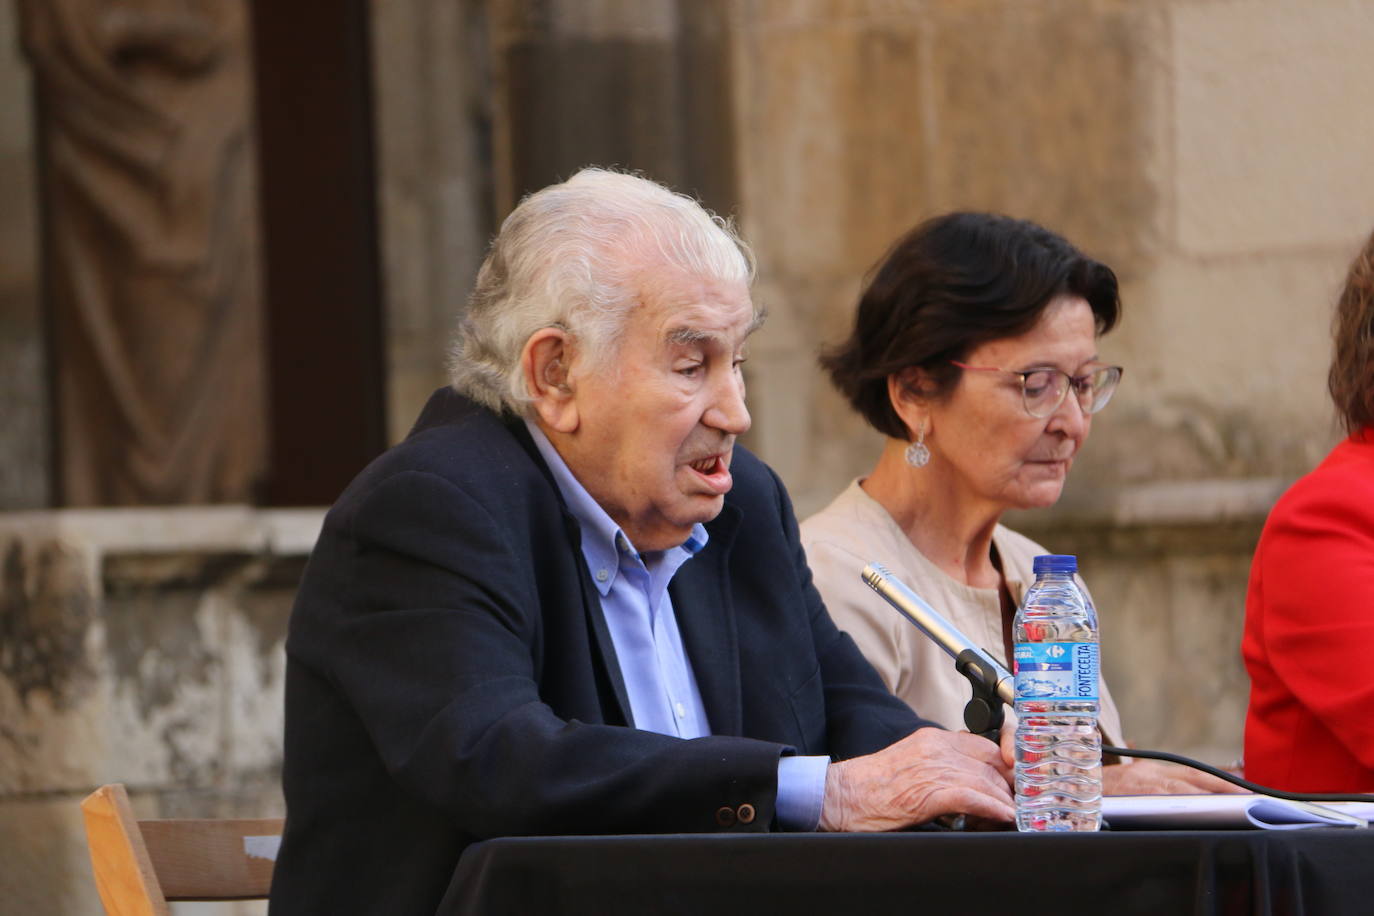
0, 509, 318, 914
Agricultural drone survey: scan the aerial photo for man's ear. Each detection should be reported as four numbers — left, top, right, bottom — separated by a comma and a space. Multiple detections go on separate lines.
522, 327, 579, 433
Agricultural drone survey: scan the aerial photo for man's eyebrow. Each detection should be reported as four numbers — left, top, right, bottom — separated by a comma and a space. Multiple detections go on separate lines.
664, 308, 768, 347
665, 326, 716, 346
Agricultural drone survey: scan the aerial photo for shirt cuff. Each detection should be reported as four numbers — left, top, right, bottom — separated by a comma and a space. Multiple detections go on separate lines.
775, 755, 829, 831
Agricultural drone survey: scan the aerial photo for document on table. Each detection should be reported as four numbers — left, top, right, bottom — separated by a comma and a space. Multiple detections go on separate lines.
1103, 795, 1374, 830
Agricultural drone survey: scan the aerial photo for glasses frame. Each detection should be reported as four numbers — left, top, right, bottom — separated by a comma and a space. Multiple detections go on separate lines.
949, 360, 1124, 418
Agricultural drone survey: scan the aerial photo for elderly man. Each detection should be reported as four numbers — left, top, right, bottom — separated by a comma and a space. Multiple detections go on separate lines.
270, 169, 1014, 913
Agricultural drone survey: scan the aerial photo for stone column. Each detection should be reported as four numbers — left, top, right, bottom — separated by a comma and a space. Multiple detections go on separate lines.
487, 0, 738, 219
370, 0, 496, 441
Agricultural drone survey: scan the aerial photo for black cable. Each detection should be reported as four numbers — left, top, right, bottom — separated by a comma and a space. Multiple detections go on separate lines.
1102, 744, 1374, 803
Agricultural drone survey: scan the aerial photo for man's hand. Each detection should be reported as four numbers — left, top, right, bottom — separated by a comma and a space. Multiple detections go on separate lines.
818, 727, 1015, 832
1103, 760, 1247, 795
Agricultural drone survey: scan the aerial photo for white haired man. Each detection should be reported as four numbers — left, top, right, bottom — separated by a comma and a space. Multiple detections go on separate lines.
270, 169, 1016, 913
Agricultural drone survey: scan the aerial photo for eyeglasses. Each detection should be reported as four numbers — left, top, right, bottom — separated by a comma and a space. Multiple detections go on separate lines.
950, 360, 1123, 418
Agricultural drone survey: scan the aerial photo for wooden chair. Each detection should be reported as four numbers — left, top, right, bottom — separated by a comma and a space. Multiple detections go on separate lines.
81, 783, 283, 915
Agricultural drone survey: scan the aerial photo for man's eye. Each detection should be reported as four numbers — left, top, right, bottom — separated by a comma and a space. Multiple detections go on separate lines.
678, 364, 702, 378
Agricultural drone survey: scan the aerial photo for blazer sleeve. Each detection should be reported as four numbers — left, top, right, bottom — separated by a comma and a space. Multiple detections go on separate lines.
1251, 470, 1374, 769
297, 469, 788, 839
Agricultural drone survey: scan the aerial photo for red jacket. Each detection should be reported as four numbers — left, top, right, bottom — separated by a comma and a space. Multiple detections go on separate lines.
1243, 429, 1374, 791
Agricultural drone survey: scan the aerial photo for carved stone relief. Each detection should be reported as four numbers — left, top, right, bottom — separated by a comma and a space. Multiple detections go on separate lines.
20, 0, 265, 505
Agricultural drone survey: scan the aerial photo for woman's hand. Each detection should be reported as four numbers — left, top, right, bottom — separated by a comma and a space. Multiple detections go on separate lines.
1102, 760, 1247, 795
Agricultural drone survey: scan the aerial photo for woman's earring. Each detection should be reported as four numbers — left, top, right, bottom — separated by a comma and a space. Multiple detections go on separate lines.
904, 422, 930, 468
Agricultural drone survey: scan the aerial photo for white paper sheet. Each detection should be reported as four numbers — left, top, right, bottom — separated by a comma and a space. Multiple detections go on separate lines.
1102, 795, 1374, 830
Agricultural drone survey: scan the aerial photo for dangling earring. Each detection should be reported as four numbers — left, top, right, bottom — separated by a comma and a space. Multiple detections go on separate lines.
904, 420, 930, 468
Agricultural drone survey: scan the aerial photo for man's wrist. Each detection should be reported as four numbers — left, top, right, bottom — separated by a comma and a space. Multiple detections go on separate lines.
817, 761, 853, 832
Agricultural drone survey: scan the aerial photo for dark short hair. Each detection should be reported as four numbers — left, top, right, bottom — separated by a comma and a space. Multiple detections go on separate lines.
1329, 227, 1374, 434
821, 212, 1121, 440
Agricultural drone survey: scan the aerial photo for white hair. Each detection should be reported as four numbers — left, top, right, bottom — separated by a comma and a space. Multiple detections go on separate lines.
448, 168, 756, 414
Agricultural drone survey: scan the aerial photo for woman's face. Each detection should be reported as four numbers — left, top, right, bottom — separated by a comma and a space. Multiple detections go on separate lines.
922, 295, 1101, 512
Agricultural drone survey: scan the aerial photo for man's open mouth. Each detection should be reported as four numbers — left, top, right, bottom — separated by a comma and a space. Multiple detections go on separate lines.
684, 453, 733, 495
689, 455, 723, 475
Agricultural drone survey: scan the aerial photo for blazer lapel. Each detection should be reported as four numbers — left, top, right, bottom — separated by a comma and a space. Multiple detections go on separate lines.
670, 503, 743, 736
507, 416, 635, 726
559, 508, 634, 727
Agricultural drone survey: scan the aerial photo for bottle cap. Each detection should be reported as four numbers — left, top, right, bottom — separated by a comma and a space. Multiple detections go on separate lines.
1032, 554, 1078, 574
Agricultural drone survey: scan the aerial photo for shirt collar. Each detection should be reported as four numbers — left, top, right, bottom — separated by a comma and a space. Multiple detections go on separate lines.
523, 419, 707, 595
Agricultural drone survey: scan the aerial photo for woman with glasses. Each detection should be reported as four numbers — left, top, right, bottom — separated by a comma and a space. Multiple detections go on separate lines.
802, 212, 1234, 795
1242, 228, 1374, 792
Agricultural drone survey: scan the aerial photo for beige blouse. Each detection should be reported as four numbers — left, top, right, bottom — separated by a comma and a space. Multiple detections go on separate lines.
801, 479, 1125, 746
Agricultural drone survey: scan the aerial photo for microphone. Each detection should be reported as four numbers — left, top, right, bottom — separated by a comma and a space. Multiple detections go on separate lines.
860, 562, 1014, 737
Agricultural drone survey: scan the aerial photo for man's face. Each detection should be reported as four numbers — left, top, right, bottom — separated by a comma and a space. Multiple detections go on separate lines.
559, 271, 756, 552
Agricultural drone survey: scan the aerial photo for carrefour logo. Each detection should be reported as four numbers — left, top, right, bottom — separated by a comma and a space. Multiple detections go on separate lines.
1046, 645, 1066, 659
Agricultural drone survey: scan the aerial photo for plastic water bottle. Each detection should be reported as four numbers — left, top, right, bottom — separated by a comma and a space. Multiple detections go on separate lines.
1013, 554, 1102, 832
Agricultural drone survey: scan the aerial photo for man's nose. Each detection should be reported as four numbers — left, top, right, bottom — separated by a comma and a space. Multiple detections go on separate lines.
705, 368, 751, 436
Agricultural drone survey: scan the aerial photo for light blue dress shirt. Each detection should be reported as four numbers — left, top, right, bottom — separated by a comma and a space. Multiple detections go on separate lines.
524, 420, 828, 830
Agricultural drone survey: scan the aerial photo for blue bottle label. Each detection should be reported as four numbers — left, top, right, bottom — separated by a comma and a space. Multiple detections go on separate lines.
1013, 642, 1099, 701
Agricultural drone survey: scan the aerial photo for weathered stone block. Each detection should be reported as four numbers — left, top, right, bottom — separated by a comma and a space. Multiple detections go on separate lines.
0, 510, 308, 794
924, 1, 1160, 273
1173, 0, 1374, 255
0, 509, 300, 912
1069, 250, 1347, 488
734, 14, 929, 280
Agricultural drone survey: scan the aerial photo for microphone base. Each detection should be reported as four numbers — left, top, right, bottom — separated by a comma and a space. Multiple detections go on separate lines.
956, 648, 1006, 742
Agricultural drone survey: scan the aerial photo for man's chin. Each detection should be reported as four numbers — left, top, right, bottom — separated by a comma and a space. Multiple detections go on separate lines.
688, 492, 726, 519
632, 499, 727, 552
677, 493, 727, 528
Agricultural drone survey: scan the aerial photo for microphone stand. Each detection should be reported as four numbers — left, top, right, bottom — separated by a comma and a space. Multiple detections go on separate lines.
861, 562, 1012, 742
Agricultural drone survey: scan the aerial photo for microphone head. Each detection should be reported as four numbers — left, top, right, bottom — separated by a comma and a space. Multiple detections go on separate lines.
861, 562, 891, 591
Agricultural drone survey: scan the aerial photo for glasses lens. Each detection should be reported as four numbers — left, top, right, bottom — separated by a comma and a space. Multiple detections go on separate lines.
1022, 369, 1067, 418
1084, 366, 1121, 414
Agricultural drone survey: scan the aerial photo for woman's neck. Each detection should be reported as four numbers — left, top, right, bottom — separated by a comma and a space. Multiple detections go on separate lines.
861, 438, 1004, 590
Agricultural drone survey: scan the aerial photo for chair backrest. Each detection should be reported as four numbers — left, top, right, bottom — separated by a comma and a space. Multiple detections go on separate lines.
81, 783, 283, 915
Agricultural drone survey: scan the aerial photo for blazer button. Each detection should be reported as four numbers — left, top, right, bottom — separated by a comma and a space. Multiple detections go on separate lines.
715, 806, 737, 827
737, 803, 756, 825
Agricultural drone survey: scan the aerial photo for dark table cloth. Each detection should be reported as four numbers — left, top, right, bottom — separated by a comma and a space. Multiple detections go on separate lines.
440, 830, 1374, 915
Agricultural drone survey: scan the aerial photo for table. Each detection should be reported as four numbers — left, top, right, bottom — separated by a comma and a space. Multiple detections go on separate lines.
438, 830, 1374, 915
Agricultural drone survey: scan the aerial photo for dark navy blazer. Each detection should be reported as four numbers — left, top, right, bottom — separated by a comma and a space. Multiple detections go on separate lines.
269, 389, 927, 914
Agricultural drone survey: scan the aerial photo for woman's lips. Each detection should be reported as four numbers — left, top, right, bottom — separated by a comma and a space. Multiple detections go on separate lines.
1028, 457, 1072, 472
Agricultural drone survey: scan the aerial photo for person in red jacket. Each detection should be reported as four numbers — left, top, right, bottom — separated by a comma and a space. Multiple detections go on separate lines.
1243, 227, 1374, 792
